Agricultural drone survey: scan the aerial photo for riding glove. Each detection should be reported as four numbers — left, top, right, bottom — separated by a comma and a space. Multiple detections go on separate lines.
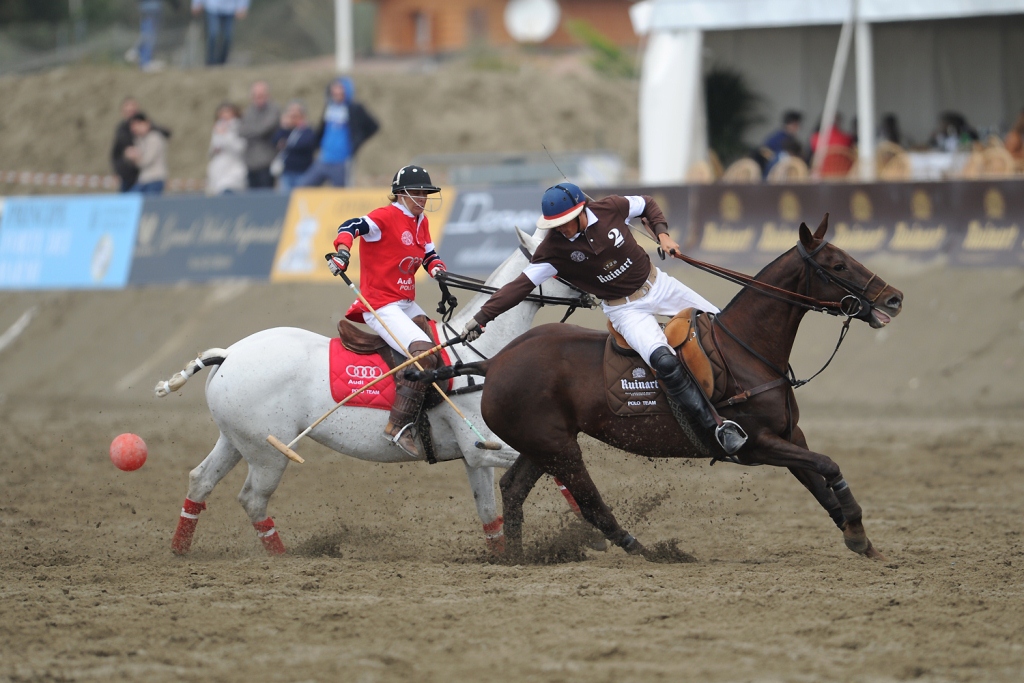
430, 263, 447, 279
462, 319, 484, 341
325, 249, 350, 276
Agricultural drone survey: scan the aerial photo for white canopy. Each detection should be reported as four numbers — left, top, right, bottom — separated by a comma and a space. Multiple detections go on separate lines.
639, 0, 1024, 184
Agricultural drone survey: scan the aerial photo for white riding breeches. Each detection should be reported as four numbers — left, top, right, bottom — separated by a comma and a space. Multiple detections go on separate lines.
603, 268, 719, 365
362, 300, 431, 357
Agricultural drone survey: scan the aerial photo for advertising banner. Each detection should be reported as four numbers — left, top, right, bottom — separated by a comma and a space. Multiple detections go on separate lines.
436, 186, 540, 276
947, 181, 1024, 266
128, 194, 286, 285
271, 187, 453, 282
0, 194, 142, 289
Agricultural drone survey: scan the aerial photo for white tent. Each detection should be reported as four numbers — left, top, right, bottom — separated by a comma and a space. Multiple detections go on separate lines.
639, 0, 1024, 184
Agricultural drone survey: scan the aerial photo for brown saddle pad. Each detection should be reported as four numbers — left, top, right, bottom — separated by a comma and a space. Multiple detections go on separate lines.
606, 308, 727, 406
603, 336, 671, 417
337, 315, 438, 371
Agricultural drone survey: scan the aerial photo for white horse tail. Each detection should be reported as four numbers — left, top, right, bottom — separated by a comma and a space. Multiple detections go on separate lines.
154, 348, 229, 397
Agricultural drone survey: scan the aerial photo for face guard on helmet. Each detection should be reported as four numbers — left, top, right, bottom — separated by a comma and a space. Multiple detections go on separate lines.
391, 165, 442, 212
536, 182, 586, 230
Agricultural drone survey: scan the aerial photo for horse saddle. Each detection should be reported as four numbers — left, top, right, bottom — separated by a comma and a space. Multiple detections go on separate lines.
606, 308, 728, 405
337, 315, 438, 371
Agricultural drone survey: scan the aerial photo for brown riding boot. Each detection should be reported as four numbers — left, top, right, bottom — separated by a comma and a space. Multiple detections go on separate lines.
384, 340, 438, 458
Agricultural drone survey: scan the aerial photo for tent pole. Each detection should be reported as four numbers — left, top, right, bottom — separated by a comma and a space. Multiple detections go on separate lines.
811, 0, 856, 178
855, 18, 876, 180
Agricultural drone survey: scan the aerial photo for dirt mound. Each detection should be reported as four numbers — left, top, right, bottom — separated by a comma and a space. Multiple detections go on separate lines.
0, 57, 638, 187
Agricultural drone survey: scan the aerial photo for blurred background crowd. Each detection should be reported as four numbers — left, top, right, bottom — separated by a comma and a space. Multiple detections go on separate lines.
0, 0, 1022, 195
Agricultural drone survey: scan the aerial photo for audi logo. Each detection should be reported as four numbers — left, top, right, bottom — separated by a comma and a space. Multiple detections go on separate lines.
346, 365, 384, 379
398, 255, 423, 274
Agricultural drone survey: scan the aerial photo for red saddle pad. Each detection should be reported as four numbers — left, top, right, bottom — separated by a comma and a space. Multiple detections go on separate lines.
328, 321, 453, 410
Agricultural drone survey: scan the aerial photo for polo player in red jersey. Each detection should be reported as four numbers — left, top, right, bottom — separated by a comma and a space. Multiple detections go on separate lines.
326, 165, 447, 457
463, 182, 747, 455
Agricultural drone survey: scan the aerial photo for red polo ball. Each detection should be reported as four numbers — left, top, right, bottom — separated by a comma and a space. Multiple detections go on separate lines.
110, 433, 147, 472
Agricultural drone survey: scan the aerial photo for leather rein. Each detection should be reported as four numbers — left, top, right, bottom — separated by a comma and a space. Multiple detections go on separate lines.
669, 239, 888, 391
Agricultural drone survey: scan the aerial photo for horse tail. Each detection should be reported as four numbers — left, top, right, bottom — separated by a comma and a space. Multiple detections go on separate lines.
154, 348, 229, 398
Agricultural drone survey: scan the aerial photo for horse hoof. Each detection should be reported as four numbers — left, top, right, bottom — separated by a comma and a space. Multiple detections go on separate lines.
587, 538, 609, 552
485, 536, 506, 555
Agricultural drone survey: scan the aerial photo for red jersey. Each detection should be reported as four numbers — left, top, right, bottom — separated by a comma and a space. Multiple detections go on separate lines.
334, 203, 442, 322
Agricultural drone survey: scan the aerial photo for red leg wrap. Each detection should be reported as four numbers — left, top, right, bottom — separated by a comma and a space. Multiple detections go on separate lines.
253, 517, 286, 555
171, 498, 207, 555
554, 478, 583, 517
483, 516, 505, 554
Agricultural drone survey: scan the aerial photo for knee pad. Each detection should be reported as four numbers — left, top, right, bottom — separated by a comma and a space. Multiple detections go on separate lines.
649, 346, 682, 379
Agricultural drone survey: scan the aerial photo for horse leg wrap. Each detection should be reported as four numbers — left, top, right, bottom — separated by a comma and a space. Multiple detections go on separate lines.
554, 478, 583, 517
610, 530, 641, 554
827, 505, 846, 530
253, 517, 286, 555
171, 498, 206, 555
483, 516, 505, 554
830, 478, 862, 525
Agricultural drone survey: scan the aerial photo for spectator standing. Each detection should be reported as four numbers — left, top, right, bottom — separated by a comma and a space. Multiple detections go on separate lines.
111, 97, 171, 192
239, 81, 281, 190
298, 76, 379, 188
125, 113, 168, 195
191, 0, 249, 66
206, 103, 247, 195
111, 97, 142, 192
760, 110, 803, 177
136, 0, 179, 71
271, 101, 317, 192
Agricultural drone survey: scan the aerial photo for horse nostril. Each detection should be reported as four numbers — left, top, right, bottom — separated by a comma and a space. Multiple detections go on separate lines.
886, 295, 902, 310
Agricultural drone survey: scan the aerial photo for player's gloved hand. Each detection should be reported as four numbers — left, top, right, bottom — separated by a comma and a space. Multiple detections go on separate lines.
430, 262, 447, 280
325, 249, 350, 276
462, 320, 484, 342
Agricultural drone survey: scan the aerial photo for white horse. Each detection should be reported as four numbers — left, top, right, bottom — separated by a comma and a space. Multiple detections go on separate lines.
156, 228, 582, 555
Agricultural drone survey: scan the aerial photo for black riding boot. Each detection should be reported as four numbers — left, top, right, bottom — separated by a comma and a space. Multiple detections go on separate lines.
649, 346, 747, 455
385, 340, 438, 458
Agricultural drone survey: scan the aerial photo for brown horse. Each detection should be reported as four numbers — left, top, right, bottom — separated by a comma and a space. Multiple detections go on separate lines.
419, 216, 903, 561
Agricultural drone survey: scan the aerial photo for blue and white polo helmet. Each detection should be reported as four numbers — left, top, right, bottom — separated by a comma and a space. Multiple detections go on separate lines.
536, 182, 586, 230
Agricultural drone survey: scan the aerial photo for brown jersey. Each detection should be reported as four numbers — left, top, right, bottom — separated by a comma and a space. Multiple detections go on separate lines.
475, 195, 668, 325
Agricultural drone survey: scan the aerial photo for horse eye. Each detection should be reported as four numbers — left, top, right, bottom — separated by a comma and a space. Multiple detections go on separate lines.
832, 263, 846, 272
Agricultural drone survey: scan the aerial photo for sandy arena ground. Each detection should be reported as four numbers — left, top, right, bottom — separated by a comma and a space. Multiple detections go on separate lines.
1, 263, 1023, 681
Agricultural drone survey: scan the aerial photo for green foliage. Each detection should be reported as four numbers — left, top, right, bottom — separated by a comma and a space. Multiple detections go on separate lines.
705, 65, 764, 165
565, 19, 636, 79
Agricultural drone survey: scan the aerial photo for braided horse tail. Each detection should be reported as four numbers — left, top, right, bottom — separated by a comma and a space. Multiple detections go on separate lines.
154, 348, 229, 397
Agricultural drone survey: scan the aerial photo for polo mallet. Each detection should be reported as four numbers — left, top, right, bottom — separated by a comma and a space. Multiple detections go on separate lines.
337, 270, 502, 451
266, 336, 466, 463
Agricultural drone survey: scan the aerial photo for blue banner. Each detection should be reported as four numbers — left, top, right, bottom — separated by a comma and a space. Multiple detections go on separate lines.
129, 194, 287, 285
0, 195, 142, 289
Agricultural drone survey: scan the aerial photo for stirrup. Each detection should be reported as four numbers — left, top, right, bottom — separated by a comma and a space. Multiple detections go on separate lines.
385, 422, 420, 458
715, 420, 748, 455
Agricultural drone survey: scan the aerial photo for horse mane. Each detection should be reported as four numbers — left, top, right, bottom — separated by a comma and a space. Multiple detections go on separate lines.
718, 245, 799, 314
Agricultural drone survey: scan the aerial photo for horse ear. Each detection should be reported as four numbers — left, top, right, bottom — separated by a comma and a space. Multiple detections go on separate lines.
515, 225, 541, 255
813, 212, 829, 240
798, 222, 814, 247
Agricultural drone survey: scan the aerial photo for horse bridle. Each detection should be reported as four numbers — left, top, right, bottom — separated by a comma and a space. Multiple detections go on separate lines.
796, 238, 888, 322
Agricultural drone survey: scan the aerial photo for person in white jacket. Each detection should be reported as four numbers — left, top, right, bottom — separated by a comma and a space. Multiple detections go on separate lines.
206, 103, 247, 195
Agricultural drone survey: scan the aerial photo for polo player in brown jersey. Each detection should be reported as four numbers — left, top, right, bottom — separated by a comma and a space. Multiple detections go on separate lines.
462, 182, 747, 455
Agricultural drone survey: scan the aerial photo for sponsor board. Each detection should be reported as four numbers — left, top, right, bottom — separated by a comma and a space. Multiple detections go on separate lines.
947, 182, 1024, 266
440, 186, 542, 276
272, 188, 453, 282
129, 194, 286, 285
0, 194, 142, 289
685, 181, 1022, 270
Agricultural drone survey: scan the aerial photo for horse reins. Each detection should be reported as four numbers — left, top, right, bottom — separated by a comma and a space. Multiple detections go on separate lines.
670, 238, 886, 393
435, 269, 597, 325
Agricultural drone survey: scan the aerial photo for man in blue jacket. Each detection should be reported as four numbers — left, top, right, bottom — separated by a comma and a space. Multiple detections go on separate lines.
298, 77, 379, 188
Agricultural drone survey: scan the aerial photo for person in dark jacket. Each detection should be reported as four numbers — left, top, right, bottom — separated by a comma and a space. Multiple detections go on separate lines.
111, 97, 172, 192
297, 76, 379, 188
270, 101, 317, 192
